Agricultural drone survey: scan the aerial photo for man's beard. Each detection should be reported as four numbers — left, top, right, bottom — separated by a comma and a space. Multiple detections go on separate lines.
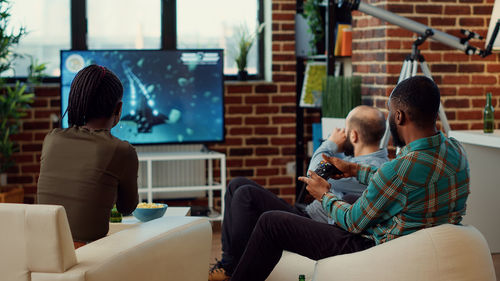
389, 116, 405, 147
343, 134, 354, 157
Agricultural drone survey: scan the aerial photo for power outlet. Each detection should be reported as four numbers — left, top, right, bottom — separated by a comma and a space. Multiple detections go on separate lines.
286, 161, 296, 175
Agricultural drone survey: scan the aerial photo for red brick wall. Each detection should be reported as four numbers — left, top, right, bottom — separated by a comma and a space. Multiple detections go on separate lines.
4, 86, 60, 203
7, 0, 499, 204
352, 0, 500, 130
5, 0, 307, 204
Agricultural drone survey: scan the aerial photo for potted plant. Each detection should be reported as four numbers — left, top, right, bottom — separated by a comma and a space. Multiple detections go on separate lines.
0, 82, 34, 186
235, 23, 264, 81
0, 0, 34, 194
303, 0, 325, 55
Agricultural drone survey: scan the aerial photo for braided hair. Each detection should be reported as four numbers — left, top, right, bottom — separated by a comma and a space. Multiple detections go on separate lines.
65, 64, 123, 127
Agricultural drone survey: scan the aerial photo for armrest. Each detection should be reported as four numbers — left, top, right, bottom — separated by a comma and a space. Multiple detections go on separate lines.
32, 216, 212, 281
313, 225, 495, 281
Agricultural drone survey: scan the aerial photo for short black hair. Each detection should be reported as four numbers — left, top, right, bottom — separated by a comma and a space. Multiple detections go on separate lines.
348, 107, 386, 146
390, 76, 440, 128
66, 64, 123, 126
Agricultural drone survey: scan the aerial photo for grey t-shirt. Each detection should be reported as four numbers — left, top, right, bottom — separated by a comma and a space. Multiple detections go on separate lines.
305, 140, 388, 224
37, 127, 139, 242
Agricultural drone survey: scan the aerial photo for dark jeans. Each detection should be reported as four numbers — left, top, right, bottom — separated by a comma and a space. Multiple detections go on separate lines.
230, 211, 375, 281
221, 177, 308, 275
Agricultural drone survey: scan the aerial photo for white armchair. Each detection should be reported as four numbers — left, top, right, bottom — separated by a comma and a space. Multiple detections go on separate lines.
268, 224, 496, 281
0, 203, 212, 281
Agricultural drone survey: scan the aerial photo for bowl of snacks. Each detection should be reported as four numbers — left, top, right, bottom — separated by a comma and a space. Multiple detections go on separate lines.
132, 202, 168, 222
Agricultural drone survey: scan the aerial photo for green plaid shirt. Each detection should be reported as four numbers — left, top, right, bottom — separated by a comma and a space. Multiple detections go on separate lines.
322, 132, 470, 244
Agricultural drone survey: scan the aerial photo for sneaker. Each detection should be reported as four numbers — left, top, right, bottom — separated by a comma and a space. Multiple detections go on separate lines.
208, 259, 230, 281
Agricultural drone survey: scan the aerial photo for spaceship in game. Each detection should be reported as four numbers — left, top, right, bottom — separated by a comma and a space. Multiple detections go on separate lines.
121, 61, 169, 133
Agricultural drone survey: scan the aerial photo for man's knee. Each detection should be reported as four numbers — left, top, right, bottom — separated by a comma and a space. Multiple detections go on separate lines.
227, 177, 253, 194
232, 184, 260, 205
257, 210, 294, 231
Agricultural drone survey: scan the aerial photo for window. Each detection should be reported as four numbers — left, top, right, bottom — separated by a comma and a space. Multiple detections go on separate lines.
177, 0, 260, 75
6, 0, 265, 79
7, 0, 71, 77
87, 0, 161, 49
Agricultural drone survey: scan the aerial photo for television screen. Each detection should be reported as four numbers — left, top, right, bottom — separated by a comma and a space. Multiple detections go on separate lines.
60, 49, 224, 145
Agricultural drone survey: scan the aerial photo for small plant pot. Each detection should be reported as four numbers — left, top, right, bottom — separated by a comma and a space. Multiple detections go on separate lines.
237, 70, 248, 81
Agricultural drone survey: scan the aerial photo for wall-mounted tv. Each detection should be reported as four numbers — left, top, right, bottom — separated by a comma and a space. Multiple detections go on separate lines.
60, 49, 225, 145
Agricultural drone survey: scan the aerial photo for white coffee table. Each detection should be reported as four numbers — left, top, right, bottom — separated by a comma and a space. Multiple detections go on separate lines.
108, 206, 191, 235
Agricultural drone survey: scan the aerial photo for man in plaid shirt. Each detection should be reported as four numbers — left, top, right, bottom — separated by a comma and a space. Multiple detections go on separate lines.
229, 76, 470, 281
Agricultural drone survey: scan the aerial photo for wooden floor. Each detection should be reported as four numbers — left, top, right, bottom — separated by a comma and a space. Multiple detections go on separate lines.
209, 222, 500, 279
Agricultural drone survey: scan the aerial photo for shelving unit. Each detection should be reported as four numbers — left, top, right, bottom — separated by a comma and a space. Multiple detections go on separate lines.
137, 150, 226, 221
295, 0, 352, 197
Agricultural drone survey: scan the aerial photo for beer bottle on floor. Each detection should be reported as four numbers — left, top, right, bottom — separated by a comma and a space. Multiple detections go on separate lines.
298, 274, 306, 281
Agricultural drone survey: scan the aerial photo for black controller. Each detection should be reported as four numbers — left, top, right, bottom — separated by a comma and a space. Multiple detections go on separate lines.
313, 160, 343, 180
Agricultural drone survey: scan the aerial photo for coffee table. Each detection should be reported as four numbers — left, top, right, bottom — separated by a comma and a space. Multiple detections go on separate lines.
108, 206, 191, 235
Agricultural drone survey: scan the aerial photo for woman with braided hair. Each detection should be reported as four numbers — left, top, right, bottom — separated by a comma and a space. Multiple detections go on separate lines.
37, 65, 138, 245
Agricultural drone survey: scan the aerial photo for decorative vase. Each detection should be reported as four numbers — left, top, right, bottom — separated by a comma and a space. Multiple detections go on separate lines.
237, 70, 248, 81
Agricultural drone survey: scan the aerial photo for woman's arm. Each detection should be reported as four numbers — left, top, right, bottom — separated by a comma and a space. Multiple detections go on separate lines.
116, 144, 139, 215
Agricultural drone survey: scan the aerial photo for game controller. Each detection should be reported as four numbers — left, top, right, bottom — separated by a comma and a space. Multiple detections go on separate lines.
313, 160, 343, 180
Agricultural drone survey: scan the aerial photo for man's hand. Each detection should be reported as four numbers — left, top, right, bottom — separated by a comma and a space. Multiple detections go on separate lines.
328, 128, 346, 152
298, 171, 330, 201
322, 154, 359, 179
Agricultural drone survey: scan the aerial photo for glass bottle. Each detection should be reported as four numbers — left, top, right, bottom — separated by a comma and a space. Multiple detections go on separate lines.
110, 204, 122, 223
298, 274, 306, 281
484, 92, 494, 133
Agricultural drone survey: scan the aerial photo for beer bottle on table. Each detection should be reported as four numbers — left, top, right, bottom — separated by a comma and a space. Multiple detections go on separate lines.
484, 92, 494, 133
110, 204, 122, 223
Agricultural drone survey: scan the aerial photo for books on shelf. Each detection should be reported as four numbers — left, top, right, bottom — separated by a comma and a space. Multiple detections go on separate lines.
334, 23, 352, 57
341, 28, 352, 56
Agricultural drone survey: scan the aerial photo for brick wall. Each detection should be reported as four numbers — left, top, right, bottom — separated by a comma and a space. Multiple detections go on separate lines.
5, 0, 307, 205
5, 0, 499, 204
5, 86, 60, 203
352, 0, 500, 131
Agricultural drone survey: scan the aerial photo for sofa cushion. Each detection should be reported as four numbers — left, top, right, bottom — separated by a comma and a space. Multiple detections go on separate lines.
267, 251, 316, 281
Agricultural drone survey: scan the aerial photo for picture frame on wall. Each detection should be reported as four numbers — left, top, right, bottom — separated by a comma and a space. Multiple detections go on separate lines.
300, 62, 326, 108
299, 61, 342, 108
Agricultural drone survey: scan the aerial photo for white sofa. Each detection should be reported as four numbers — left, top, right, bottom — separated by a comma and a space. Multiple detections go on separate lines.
268, 224, 496, 281
0, 203, 212, 281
